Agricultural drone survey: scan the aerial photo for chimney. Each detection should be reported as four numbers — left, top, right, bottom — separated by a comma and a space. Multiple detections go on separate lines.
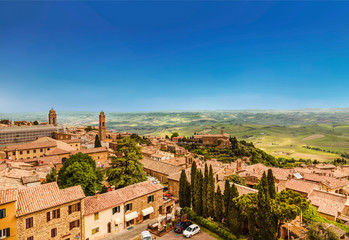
221, 129, 224, 135
96, 191, 100, 200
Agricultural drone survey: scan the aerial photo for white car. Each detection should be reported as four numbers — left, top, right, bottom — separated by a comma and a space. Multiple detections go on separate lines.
141, 231, 152, 240
183, 224, 200, 238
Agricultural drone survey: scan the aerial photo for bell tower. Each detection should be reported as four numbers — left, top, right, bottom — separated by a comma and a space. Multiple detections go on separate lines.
48, 108, 57, 126
99, 111, 106, 141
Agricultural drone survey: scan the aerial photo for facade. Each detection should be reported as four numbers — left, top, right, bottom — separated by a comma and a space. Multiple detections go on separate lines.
84, 191, 124, 240
99, 112, 106, 141
48, 108, 57, 126
16, 182, 85, 240
193, 130, 231, 148
0, 189, 17, 240
116, 181, 163, 227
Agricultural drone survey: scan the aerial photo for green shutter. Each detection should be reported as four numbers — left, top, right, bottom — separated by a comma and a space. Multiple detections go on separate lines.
6, 228, 10, 237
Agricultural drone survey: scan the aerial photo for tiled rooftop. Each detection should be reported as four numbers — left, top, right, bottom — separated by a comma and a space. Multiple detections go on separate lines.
84, 191, 124, 216
116, 180, 163, 202
0, 188, 18, 205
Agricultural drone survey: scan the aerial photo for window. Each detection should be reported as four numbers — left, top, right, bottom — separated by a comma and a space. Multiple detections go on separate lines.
33, 150, 36, 153
27, 237, 33, 240
20, 151, 23, 155
27, 150, 30, 154
0, 209, 5, 219
69, 220, 80, 230
147, 195, 154, 203
47, 148, 50, 151
47, 209, 60, 222
12, 152, 15, 155
126, 203, 132, 211
26, 217, 33, 229
40, 149, 43, 152
91, 227, 99, 235
94, 212, 99, 221
51, 228, 57, 237
0, 228, 10, 239
68, 203, 81, 214
112, 206, 120, 214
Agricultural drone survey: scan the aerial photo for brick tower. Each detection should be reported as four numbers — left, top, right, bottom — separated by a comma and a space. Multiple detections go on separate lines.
99, 111, 106, 141
48, 108, 57, 126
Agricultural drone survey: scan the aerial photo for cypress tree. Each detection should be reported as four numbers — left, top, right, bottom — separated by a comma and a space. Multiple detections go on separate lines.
184, 180, 191, 208
207, 165, 215, 217
223, 179, 231, 219
179, 170, 187, 208
231, 183, 239, 199
228, 197, 240, 234
194, 170, 203, 216
94, 134, 102, 148
202, 163, 209, 218
215, 185, 223, 222
267, 169, 276, 199
191, 161, 197, 209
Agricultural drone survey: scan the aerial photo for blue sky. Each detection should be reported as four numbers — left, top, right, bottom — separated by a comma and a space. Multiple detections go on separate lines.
1, 1, 349, 112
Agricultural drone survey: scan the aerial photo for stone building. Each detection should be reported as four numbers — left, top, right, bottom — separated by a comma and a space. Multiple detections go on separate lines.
116, 181, 163, 227
99, 112, 106, 141
48, 108, 57, 126
16, 182, 85, 240
84, 191, 125, 240
0, 189, 17, 240
141, 158, 183, 183
193, 130, 231, 148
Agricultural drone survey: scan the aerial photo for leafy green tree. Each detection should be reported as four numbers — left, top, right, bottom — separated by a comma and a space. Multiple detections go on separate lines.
171, 132, 179, 140
227, 174, 246, 186
33, 120, 39, 125
215, 185, 223, 222
85, 126, 93, 132
223, 179, 231, 219
194, 170, 203, 216
107, 137, 147, 188
191, 161, 197, 209
58, 153, 103, 196
179, 170, 187, 208
165, 135, 169, 139
267, 169, 276, 199
202, 163, 208, 218
45, 167, 57, 183
95, 134, 102, 148
307, 223, 339, 240
207, 165, 215, 217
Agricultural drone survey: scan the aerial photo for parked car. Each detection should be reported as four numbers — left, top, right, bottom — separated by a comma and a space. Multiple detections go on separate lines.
174, 221, 193, 233
141, 231, 152, 240
183, 224, 200, 238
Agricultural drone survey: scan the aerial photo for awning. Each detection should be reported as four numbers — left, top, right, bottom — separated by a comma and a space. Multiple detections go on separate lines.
125, 211, 138, 222
142, 206, 154, 216
114, 218, 121, 224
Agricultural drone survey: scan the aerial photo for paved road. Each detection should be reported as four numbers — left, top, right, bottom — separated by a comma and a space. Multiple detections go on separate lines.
103, 219, 157, 240
155, 230, 216, 240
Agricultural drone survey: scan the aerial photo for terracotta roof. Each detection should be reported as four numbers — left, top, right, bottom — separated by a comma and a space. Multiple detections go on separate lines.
167, 167, 204, 183
141, 159, 182, 176
71, 147, 108, 155
45, 148, 70, 156
16, 182, 85, 216
21, 174, 40, 184
0, 188, 18, 205
84, 191, 124, 216
321, 178, 349, 189
308, 189, 347, 217
285, 179, 319, 194
4, 141, 57, 151
116, 180, 163, 202
216, 181, 258, 196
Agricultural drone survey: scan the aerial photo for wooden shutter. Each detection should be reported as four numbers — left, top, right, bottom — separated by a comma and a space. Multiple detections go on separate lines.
77, 220, 80, 227
68, 205, 72, 214
47, 212, 51, 222
6, 228, 10, 237
57, 209, 60, 218
30, 217, 33, 227
70, 222, 73, 230
26, 218, 29, 229
77, 203, 81, 211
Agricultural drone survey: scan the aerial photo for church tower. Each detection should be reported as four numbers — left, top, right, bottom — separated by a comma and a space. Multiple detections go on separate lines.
99, 111, 106, 141
48, 108, 57, 126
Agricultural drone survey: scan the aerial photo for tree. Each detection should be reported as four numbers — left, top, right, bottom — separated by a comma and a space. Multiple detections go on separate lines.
267, 169, 276, 199
85, 126, 93, 132
184, 180, 191, 208
107, 137, 147, 188
207, 165, 215, 217
227, 174, 246, 186
231, 183, 239, 199
58, 153, 103, 196
94, 134, 102, 148
228, 196, 241, 234
215, 185, 223, 222
223, 179, 231, 219
171, 132, 179, 140
307, 223, 339, 240
165, 135, 169, 139
202, 163, 209, 218
33, 120, 39, 125
194, 170, 203, 216
191, 161, 197, 209
45, 167, 57, 183
179, 170, 187, 208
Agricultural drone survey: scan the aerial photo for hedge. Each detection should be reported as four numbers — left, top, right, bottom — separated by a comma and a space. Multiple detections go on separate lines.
182, 207, 237, 240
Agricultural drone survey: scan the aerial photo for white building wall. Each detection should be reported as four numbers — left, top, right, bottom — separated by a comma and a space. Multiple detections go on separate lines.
84, 204, 124, 240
